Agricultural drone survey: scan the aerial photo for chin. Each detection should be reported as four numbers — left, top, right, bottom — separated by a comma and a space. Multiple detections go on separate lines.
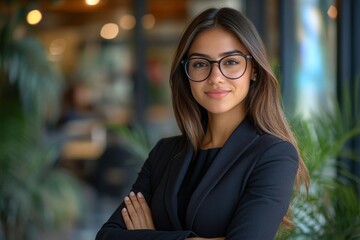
204, 107, 231, 115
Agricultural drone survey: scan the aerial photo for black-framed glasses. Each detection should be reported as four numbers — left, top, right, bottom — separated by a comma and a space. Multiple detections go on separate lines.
181, 53, 252, 82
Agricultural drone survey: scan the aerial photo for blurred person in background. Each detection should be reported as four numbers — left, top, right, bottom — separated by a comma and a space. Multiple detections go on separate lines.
96, 7, 309, 240
56, 82, 100, 127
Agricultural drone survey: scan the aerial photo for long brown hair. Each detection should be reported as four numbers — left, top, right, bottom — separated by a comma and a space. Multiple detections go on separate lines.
169, 7, 309, 227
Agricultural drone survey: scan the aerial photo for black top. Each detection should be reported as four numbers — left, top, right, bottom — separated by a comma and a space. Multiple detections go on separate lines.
178, 148, 221, 226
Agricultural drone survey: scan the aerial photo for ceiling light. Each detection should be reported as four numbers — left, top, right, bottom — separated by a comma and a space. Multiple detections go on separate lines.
100, 23, 119, 39
142, 14, 156, 29
120, 14, 136, 30
85, 0, 101, 6
27, 9, 42, 25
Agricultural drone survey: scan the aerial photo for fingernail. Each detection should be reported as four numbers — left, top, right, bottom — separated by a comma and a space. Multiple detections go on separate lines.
124, 196, 130, 201
137, 192, 143, 198
129, 191, 135, 197
122, 208, 127, 212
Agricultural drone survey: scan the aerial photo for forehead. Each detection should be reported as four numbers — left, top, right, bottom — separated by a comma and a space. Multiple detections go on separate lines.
187, 27, 248, 57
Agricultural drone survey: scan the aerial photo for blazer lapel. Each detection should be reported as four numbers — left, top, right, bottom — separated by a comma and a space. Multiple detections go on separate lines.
164, 142, 194, 229
185, 117, 260, 228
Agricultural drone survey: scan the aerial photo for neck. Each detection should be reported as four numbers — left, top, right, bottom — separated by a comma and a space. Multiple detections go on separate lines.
201, 110, 246, 149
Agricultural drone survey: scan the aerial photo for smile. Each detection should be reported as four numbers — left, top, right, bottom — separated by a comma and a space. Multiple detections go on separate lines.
204, 89, 231, 99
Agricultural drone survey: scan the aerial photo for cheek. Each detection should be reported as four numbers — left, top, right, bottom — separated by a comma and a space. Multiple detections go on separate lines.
233, 79, 252, 98
243, 82, 251, 95
189, 83, 200, 99
238, 76, 252, 89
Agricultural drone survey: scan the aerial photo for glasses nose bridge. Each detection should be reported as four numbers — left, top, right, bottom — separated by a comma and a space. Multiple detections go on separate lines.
208, 59, 223, 74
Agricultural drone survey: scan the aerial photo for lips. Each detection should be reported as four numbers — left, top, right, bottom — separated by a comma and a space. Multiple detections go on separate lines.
204, 89, 231, 99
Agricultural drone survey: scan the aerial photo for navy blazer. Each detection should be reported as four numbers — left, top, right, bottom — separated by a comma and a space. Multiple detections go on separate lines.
96, 118, 299, 240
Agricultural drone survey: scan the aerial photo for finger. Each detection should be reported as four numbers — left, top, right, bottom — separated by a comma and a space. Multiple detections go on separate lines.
129, 191, 147, 227
137, 192, 155, 229
121, 207, 134, 230
124, 196, 141, 228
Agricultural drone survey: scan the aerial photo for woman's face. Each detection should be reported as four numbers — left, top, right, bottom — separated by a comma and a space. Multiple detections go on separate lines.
187, 27, 254, 118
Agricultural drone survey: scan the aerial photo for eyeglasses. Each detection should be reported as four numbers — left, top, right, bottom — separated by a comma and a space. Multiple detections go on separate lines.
182, 53, 252, 82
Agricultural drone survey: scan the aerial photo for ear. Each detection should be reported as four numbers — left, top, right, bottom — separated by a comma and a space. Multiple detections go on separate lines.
251, 67, 258, 81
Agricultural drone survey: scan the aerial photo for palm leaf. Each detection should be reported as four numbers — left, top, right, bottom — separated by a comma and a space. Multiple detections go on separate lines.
0, 4, 63, 120
285, 86, 360, 239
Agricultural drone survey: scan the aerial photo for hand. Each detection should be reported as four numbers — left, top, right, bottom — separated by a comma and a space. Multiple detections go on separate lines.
121, 191, 155, 230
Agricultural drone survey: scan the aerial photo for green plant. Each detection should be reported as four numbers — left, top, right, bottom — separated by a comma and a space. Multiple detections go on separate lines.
0, 1, 83, 239
0, 106, 83, 240
0, 1, 62, 120
277, 92, 360, 239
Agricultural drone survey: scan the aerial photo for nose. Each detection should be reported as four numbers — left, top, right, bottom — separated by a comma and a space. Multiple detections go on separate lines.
207, 63, 223, 83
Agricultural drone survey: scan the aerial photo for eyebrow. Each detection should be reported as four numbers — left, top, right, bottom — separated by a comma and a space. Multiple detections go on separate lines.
188, 50, 246, 58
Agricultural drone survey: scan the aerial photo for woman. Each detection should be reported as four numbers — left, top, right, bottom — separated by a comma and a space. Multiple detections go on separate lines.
96, 7, 309, 240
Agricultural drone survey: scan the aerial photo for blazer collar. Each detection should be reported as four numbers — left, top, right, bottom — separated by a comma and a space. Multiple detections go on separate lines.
164, 140, 194, 229
185, 116, 260, 228
163, 117, 260, 229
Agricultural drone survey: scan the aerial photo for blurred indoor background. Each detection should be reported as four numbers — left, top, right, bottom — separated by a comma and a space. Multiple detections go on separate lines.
1, 0, 359, 239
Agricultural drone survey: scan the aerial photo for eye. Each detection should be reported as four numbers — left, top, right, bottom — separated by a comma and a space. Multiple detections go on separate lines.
223, 58, 240, 65
190, 59, 209, 69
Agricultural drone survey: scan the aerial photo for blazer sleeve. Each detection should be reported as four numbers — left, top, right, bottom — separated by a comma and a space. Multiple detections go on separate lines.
225, 140, 299, 240
95, 139, 193, 240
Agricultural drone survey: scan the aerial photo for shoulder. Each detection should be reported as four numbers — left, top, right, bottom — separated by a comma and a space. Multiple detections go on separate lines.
147, 135, 188, 161
139, 135, 187, 177
153, 135, 187, 151
254, 133, 299, 167
256, 133, 296, 153
156, 135, 186, 146
242, 134, 299, 190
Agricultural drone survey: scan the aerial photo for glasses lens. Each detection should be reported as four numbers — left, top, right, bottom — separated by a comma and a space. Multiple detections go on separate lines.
220, 55, 247, 79
186, 58, 210, 81
184, 54, 249, 81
